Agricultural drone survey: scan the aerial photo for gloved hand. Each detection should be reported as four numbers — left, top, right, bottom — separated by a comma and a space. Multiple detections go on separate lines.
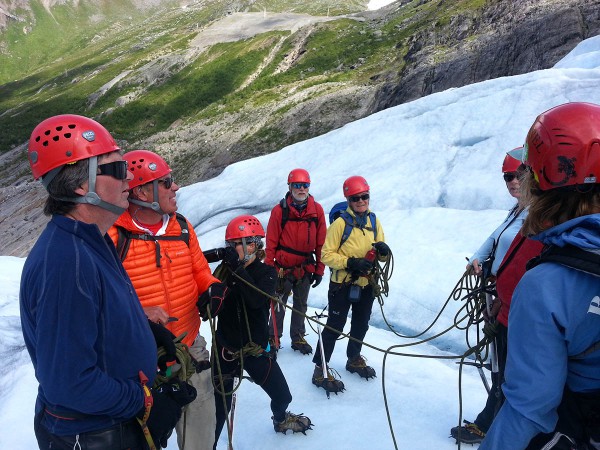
482, 321, 499, 340
148, 320, 177, 373
373, 241, 391, 257
143, 378, 197, 448
310, 273, 322, 288
222, 246, 243, 271
197, 282, 228, 321
346, 257, 373, 274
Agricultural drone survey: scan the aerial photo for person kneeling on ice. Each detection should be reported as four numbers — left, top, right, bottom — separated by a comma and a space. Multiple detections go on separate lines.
211, 215, 312, 445
312, 176, 390, 394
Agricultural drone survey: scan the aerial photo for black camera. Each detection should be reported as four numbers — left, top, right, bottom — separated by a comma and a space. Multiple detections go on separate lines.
203, 247, 226, 263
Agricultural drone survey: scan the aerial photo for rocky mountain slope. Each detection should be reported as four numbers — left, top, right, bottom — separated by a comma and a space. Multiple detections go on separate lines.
1, 0, 599, 256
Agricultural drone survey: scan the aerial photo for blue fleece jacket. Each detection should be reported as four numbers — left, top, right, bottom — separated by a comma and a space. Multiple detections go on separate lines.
20, 215, 157, 435
480, 214, 600, 449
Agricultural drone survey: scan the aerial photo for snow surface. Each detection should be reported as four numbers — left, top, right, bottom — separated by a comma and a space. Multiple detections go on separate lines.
3, 34, 600, 450
368, 0, 398, 10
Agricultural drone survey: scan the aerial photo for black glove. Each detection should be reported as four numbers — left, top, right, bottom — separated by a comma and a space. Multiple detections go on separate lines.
148, 321, 177, 373
222, 246, 243, 271
482, 321, 499, 340
197, 282, 228, 321
143, 378, 197, 448
346, 257, 373, 274
310, 273, 322, 288
373, 241, 391, 257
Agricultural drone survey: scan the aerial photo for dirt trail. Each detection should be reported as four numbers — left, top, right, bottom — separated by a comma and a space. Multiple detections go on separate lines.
190, 11, 361, 54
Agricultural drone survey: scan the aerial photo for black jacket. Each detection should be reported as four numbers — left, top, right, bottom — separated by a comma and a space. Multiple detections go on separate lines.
216, 259, 277, 351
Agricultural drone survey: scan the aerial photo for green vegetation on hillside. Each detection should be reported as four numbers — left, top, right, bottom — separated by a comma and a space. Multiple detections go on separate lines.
0, 0, 489, 157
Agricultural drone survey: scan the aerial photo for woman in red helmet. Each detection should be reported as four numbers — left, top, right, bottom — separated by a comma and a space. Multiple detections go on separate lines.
211, 215, 312, 445
452, 149, 531, 444
480, 102, 600, 449
311, 175, 390, 394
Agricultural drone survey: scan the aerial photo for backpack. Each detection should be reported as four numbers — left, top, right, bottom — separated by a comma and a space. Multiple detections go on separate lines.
277, 195, 319, 259
527, 243, 600, 360
115, 212, 190, 264
329, 201, 377, 249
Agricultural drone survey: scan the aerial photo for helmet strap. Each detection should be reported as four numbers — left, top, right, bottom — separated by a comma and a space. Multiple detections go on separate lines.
53, 156, 126, 216
128, 180, 165, 214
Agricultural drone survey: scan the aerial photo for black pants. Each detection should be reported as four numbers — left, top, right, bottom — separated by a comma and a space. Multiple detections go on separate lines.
212, 342, 292, 446
312, 282, 375, 366
34, 409, 146, 450
474, 323, 508, 432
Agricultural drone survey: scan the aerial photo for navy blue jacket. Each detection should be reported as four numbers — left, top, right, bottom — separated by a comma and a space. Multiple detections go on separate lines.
20, 215, 157, 435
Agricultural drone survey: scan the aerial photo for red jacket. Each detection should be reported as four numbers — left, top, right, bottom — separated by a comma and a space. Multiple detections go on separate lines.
265, 193, 326, 276
495, 233, 543, 327
108, 211, 219, 346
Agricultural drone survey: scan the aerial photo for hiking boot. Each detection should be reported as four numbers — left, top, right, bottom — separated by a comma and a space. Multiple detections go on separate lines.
272, 411, 313, 435
450, 420, 486, 444
312, 365, 345, 394
346, 355, 376, 380
291, 335, 313, 355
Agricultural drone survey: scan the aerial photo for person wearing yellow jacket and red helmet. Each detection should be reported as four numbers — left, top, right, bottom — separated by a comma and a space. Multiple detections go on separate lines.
108, 149, 226, 450
311, 175, 390, 394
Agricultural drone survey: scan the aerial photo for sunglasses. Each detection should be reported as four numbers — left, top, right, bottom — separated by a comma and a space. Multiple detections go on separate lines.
291, 182, 310, 189
97, 160, 128, 180
157, 177, 175, 189
503, 172, 519, 182
349, 194, 370, 202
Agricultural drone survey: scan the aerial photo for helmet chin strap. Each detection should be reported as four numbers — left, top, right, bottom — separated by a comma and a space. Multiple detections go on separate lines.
53, 156, 127, 216
241, 237, 257, 263
128, 180, 165, 214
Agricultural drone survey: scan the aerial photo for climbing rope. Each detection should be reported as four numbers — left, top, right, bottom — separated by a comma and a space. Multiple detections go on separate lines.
207, 258, 493, 450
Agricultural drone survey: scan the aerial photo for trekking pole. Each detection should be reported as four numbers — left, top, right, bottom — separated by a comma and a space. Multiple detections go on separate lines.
457, 360, 491, 394
228, 377, 239, 450
484, 290, 499, 374
315, 312, 330, 399
270, 299, 280, 350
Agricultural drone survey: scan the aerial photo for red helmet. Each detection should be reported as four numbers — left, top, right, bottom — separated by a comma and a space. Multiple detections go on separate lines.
288, 168, 310, 184
125, 150, 171, 189
525, 102, 600, 191
28, 114, 119, 180
225, 215, 265, 240
343, 175, 369, 197
502, 147, 523, 173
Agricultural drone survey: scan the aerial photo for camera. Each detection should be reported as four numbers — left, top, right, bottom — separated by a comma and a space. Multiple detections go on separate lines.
203, 247, 226, 263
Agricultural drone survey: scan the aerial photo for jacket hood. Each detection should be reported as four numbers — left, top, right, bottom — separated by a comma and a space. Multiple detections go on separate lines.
534, 214, 600, 249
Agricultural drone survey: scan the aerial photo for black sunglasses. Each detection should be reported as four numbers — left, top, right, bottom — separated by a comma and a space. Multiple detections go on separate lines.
503, 173, 518, 182
349, 194, 370, 202
97, 161, 128, 180
291, 182, 310, 189
157, 177, 175, 189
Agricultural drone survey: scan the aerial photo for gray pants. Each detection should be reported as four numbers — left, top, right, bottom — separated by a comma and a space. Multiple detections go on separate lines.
268, 274, 311, 341
175, 334, 216, 450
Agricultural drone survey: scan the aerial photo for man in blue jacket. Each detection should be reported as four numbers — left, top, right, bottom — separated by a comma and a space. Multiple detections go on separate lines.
20, 115, 194, 449
480, 102, 600, 449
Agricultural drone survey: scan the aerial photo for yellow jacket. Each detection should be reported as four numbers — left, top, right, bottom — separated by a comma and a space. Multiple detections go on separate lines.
321, 208, 386, 287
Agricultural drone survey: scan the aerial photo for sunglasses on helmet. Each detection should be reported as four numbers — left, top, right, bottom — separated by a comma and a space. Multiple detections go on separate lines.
291, 182, 310, 189
349, 194, 370, 202
157, 177, 175, 189
97, 160, 128, 180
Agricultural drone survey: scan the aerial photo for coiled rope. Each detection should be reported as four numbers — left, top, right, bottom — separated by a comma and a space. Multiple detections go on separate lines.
208, 256, 493, 450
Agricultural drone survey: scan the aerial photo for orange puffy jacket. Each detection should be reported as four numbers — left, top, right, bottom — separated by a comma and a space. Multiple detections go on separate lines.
108, 211, 219, 346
